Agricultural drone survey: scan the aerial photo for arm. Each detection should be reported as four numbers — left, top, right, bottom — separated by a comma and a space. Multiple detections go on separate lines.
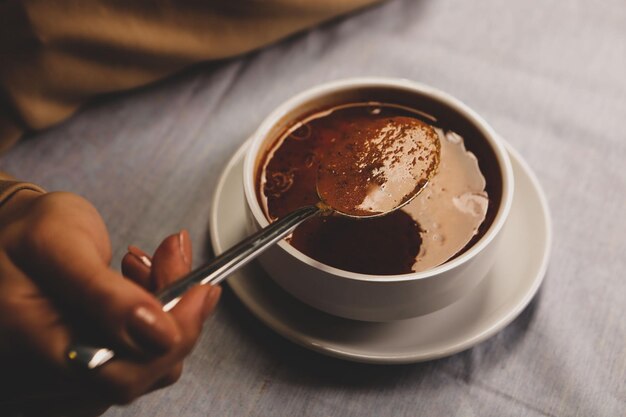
0, 0, 382, 148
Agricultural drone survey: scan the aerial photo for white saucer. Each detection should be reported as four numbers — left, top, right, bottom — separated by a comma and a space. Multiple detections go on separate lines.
209, 140, 552, 364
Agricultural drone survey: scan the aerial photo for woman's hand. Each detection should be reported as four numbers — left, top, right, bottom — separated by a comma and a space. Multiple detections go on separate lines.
0, 190, 220, 416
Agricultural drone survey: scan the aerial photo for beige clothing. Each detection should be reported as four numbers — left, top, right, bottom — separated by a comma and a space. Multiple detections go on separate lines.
0, 0, 381, 206
0, 179, 45, 207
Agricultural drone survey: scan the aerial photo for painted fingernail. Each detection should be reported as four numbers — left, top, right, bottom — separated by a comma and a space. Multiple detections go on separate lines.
128, 245, 152, 268
178, 230, 190, 267
202, 286, 222, 320
127, 305, 180, 354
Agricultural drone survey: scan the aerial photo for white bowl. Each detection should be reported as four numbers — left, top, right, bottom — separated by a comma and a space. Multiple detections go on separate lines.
243, 78, 514, 322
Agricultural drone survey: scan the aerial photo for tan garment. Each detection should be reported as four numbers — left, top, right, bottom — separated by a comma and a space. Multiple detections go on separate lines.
0, 0, 381, 205
0, 0, 381, 151
0, 179, 45, 208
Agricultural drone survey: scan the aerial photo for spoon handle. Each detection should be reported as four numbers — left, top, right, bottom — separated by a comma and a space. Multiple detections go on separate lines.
66, 205, 320, 370
158, 204, 320, 310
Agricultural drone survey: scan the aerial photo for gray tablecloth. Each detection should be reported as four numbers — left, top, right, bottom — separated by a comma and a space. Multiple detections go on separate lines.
1, 0, 624, 415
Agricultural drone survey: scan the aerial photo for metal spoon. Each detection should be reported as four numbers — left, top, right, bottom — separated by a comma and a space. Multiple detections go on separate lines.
67, 116, 440, 369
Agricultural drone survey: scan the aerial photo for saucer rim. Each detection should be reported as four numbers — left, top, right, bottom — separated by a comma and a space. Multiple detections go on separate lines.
209, 139, 552, 364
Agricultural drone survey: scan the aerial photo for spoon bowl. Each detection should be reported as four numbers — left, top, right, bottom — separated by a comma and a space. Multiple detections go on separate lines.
316, 116, 440, 218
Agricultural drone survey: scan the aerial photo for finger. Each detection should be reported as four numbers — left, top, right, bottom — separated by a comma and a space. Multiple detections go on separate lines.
169, 284, 213, 341
0, 252, 71, 369
202, 285, 222, 319
180, 229, 192, 267
0, 254, 97, 402
149, 362, 184, 393
150, 230, 192, 291
11, 224, 181, 356
1, 252, 191, 408
121, 246, 152, 289
83, 231, 203, 405
93, 285, 215, 404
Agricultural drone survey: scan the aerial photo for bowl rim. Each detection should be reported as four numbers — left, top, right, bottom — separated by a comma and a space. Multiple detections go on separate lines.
243, 77, 514, 282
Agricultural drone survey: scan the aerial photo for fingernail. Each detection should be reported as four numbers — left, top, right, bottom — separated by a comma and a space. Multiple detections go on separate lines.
127, 305, 180, 354
128, 245, 152, 268
178, 230, 190, 267
202, 286, 222, 320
